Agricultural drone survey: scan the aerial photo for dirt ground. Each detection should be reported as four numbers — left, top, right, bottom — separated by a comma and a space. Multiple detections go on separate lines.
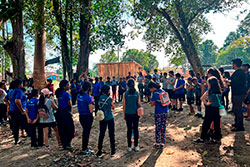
1, 101, 250, 167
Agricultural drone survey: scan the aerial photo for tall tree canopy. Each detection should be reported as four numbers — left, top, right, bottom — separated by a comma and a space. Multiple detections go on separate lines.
132, 0, 247, 75
99, 51, 118, 63
198, 40, 218, 66
121, 49, 159, 72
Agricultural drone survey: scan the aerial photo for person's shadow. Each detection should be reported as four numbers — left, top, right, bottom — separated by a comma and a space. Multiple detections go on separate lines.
140, 148, 163, 167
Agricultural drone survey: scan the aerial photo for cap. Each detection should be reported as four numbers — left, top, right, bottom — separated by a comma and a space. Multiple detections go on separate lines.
41, 88, 52, 96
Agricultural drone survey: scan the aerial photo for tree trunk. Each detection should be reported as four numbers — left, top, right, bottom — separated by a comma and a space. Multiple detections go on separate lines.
33, 0, 47, 90
77, 0, 91, 79
3, 0, 25, 80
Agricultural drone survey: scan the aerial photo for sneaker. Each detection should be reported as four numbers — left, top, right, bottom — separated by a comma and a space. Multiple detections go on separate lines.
135, 146, 140, 152
80, 150, 91, 157
153, 143, 160, 148
31, 146, 37, 150
231, 127, 245, 132
15, 140, 22, 145
160, 143, 165, 148
111, 151, 116, 157
188, 112, 195, 116
195, 113, 202, 118
172, 107, 177, 111
128, 147, 132, 152
45, 145, 50, 151
96, 151, 103, 158
193, 138, 207, 144
177, 108, 183, 112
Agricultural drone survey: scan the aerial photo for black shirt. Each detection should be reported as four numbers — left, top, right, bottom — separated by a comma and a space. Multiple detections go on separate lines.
231, 69, 247, 96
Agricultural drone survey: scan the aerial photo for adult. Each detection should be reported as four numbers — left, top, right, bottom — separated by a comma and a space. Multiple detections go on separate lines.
70, 79, 77, 106
137, 72, 144, 101
242, 64, 250, 120
126, 72, 135, 81
166, 71, 176, 109
123, 79, 141, 152
55, 80, 75, 150
111, 76, 118, 103
93, 77, 101, 113
231, 59, 247, 131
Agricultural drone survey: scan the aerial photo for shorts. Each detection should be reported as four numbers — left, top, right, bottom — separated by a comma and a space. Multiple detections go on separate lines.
40, 122, 57, 128
187, 97, 194, 105
175, 93, 185, 101
244, 96, 250, 105
166, 89, 175, 99
144, 88, 151, 96
196, 96, 202, 106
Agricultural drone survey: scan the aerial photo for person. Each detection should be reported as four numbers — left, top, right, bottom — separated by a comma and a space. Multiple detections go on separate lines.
137, 72, 144, 101
39, 88, 61, 151
219, 68, 224, 77
111, 76, 118, 103
11, 79, 29, 144
148, 81, 168, 148
201, 76, 208, 95
222, 72, 231, 110
126, 72, 135, 81
166, 71, 176, 109
76, 81, 82, 94
55, 80, 75, 150
27, 78, 34, 100
162, 72, 168, 92
0, 82, 7, 125
47, 79, 54, 94
97, 85, 116, 157
70, 79, 77, 106
105, 77, 112, 87
192, 77, 202, 118
144, 75, 152, 103
118, 78, 124, 102
25, 89, 43, 149
77, 81, 94, 156
99, 77, 104, 89
186, 77, 195, 115
231, 59, 247, 131
173, 73, 185, 111
189, 70, 195, 78
194, 77, 222, 143
93, 77, 101, 113
196, 73, 202, 84
123, 79, 141, 152
242, 64, 250, 121
152, 69, 160, 84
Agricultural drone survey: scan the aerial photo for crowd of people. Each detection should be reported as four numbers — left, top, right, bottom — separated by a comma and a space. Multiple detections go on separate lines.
0, 58, 249, 158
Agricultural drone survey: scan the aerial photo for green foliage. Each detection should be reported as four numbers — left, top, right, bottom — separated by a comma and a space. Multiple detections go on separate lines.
121, 49, 159, 72
99, 51, 118, 63
198, 40, 218, 66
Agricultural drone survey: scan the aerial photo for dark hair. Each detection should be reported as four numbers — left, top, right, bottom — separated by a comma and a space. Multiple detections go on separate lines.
139, 72, 142, 76
38, 93, 48, 110
196, 73, 200, 77
70, 79, 75, 84
107, 77, 110, 80
148, 81, 161, 89
15, 79, 23, 88
164, 72, 167, 76
219, 68, 224, 75
21, 88, 26, 92
169, 71, 174, 75
232, 58, 242, 67
207, 68, 224, 89
154, 69, 158, 72
101, 85, 110, 96
32, 89, 39, 97
242, 63, 250, 69
127, 79, 136, 95
189, 70, 195, 77
95, 77, 99, 83
175, 73, 181, 78
208, 77, 221, 95
47, 79, 52, 82
55, 80, 69, 98
99, 77, 103, 80
224, 72, 231, 80
0, 82, 4, 88
28, 78, 34, 87
9, 81, 16, 90
80, 81, 92, 95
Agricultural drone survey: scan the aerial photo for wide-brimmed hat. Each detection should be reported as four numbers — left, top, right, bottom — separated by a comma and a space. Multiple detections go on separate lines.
41, 88, 52, 96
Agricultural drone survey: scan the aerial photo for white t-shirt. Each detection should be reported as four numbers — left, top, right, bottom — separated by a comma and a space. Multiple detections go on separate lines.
0, 88, 7, 104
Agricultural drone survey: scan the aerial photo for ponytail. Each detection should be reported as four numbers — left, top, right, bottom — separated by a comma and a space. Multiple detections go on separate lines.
127, 79, 136, 95
55, 80, 69, 98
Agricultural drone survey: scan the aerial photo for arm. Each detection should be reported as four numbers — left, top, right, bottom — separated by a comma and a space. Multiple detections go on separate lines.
200, 90, 211, 106
68, 100, 72, 111
174, 84, 184, 91
15, 99, 25, 114
111, 101, 115, 110
151, 101, 156, 107
138, 95, 141, 108
51, 100, 58, 110
32, 112, 39, 124
25, 109, 31, 123
89, 104, 93, 113
123, 94, 126, 119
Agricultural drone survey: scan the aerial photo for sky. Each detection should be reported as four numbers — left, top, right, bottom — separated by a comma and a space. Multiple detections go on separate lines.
88, 3, 250, 69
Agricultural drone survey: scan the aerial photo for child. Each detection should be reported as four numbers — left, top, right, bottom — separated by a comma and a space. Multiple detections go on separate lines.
97, 85, 116, 157
39, 88, 61, 151
186, 77, 195, 115
21, 88, 29, 137
123, 79, 141, 152
166, 71, 176, 109
137, 72, 144, 102
25, 89, 43, 149
111, 76, 118, 103
93, 77, 101, 113
77, 81, 94, 156
194, 77, 222, 144
192, 77, 202, 118
118, 78, 124, 102
105, 77, 112, 87
173, 73, 185, 111
148, 81, 168, 148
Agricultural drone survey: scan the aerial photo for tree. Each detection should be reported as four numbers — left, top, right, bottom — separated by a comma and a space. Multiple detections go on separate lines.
121, 49, 159, 72
99, 51, 118, 63
0, 0, 26, 79
132, 0, 246, 75
198, 40, 218, 66
32, 0, 47, 90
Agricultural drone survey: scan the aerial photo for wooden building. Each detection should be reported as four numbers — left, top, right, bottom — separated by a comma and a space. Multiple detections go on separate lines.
97, 61, 146, 81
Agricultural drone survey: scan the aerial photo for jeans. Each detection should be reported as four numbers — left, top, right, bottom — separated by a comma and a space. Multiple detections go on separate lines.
98, 118, 115, 153
155, 113, 168, 144
0, 103, 7, 122
201, 106, 221, 140
79, 115, 93, 150
55, 108, 75, 148
12, 110, 24, 144
125, 114, 139, 147
232, 95, 246, 129
29, 122, 43, 147
94, 96, 100, 113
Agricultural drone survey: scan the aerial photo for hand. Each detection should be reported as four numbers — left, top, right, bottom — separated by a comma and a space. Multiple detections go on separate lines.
173, 88, 176, 92
22, 110, 26, 115
32, 119, 37, 124
27, 119, 32, 124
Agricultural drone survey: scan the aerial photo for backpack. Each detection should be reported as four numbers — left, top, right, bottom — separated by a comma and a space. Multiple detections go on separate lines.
38, 99, 50, 120
157, 91, 171, 107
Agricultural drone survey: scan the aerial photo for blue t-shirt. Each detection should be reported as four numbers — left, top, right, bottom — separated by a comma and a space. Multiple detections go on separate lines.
71, 84, 77, 94
105, 81, 112, 87
151, 89, 168, 114
99, 81, 104, 89
27, 98, 39, 121
76, 85, 82, 93
121, 81, 126, 89
77, 93, 93, 115
6, 89, 15, 111
22, 94, 27, 110
58, 91, 71, 109
11, 88, 26, 111
175, 79, 185, 94
198, 78, 202, 84
93, 82, 101, 97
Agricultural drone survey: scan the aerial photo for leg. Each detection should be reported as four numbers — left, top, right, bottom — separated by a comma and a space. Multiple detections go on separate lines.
200, 106, 213, 140
108, 119, 115, 154
154, 114, 161, 144
232, 95, 245, 129
160, 113, 168, 144
43, 127, 49, 146
52, 126, 61, 146
12, 111, 22, 144
125, 115, 133, 147
213, 108, 222, 140
132, 115, 139, 147
98, 120, 108, 152
37, 123, 44, 146
80, 115, 93, 151
29, 123, 37, 147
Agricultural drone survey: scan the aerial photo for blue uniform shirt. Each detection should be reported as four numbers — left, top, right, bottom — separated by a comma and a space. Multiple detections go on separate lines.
27, 98, 39, 121
58, 91, 71, 109
93, 82, 101, 97
77, 93, 93, 115
151, 89, 168, 114
11, 88, 26, 111
175, 79, 185, 94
